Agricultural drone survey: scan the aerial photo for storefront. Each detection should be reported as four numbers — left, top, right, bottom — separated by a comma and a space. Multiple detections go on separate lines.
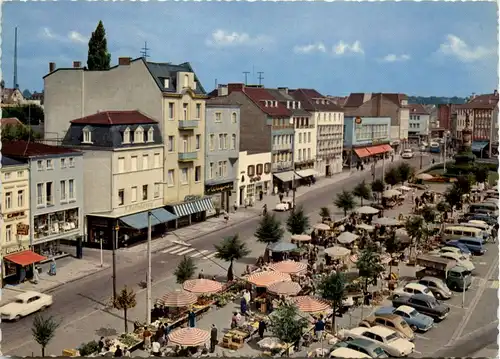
2, 248, 46, 286
344, 144, 392, 167
205, 181, 235, 212
273, 170, 300, 193
167, 196, 215, 228
471, 141, 490, 158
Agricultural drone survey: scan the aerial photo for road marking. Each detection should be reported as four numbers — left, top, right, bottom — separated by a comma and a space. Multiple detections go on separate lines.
447, 304, 468, 310
204, 252, 217, 259
478, 262, 488, 265
160, 245, 181, 254
168, 246, 190, 255
413, 350, 422, 354
190, 249, 209, 258
489, 280, 499, 289
415, 335, 431, 341
176, 248, 196, 256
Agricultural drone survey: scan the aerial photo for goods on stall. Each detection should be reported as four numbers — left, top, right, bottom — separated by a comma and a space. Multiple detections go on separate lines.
119, 333, 142, 348
62, 349, 79, 357
77, 340, 99, 356
213, 291, 237, 307
197, 294, 213, 306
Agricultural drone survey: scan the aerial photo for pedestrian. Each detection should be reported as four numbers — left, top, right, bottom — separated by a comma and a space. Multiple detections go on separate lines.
143, 326, 152, 352
240, 296, 248, 315
114, 345, 123, 357
123, 348, 131, 357
314, 315, 325, 341
151, 340, 161, 357
98, 337, 105, 353
259, 190, 264, 201
198, 269, 205, 279
279, 193, 284, 203
258, 319, 267, 339
210, 324, 218, 353
231, 312, 238, 328
188, 308, 196, 328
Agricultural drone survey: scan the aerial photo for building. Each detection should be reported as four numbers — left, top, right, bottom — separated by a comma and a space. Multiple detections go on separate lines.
1, 87, 24, 106
407, 104, 430, 144
344, 93, 409, 153
43, 57, 213, 219
204, 102, 240, 212
437, 104, 456, 131
343, 116, 392, 167
1, 141, 84, 257
1, 156, 30, 285
61, 110, 175, 249
291, 89, 344, 176
236, 151, 273, 207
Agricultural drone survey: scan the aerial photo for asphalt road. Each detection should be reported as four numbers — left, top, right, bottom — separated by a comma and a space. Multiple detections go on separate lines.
2, 155, 436, 355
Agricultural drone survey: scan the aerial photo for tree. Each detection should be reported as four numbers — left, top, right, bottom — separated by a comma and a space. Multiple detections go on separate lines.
385, 232, 405, 279
353, 180, 372, 206
455, 175, 473, 195
356, 247, 385, 291
384, 167, 401, 187
286, 206, 310, 235
214, 234, 250, 281
254, 213, 284, 245
32, 314, 60, 356
1, 124, 42, 141
444, 185, 462, 214
174, 256, 197, 284
436, 201, 450, 216
421, 205, 436, 223
87, 20, 111, 70
113, 286, 137, 333
371, 179, 385, 204
2, 104, 45, 124
404, 216, 425, 258
397, 162, 414, 185
319, 207, 331, 222
318, 272, 347, 333
269, 303, 309, 353
334, 190, 356, 217
474, 166, 489, 184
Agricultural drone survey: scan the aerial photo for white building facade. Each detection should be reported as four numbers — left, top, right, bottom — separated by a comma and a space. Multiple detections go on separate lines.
235, 151, 273, 207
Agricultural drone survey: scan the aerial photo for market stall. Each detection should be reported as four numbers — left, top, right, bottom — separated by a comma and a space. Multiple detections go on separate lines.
267, 281, 302, 296
268, 260, 307, 275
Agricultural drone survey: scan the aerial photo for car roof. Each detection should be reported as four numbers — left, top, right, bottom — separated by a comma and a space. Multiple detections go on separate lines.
396, 305, 416, 314
374, 313, 400, 321
405, 282, 428, 290
350, 327, 369, 335
331, 348, 371, 358
15, 291, 43, 301
369, 326, 395, 337
348, 338, 380, 348
420, 276, 443, 284
440, 246, 460, 252
440, 252, 459, 259
411, 293, 435, 301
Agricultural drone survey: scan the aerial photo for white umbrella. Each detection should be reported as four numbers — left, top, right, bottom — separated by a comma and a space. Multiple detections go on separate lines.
356, 206, 379, 215
324, 246, 350, 258
397, 185, 412, 191
356, 224, 374, 232
314, 223, 330, 231
258, 337, 284, 350
383, 189, 402, 198
395, 228, 411, 243
372, 217, 400, 226
291, 234, 312, 242
416, 173, 434, 180
337, 232, 358, 244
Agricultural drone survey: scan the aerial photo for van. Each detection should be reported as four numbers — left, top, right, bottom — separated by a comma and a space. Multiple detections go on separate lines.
470, 202, 498, 213
446, 266, 473, 291
461, 222, 490, 241
457, 237, 486, 255
442, 226, 483, 241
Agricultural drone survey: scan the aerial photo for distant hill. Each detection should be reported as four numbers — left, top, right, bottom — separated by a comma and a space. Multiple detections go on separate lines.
408, 96, 467, 105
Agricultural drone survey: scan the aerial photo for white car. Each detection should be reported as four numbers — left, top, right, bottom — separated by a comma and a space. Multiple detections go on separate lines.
431, 246, 472, 260
330, 347, 371, 358
274, 197, 294, 212
0, 291, 53, 321
436, 252, 475, 271
392, 282, 435, 300
401, 150, 414, 159
343, 326, 415, 357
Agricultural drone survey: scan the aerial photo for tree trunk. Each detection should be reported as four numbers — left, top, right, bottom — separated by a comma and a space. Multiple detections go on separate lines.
124, 308, 128, 333
42, 346, 46, 357
364, 278, 368, 292
331, 305, 337, 334
227, 260, 234, 281
360, 198, 364, 206
388, 257, 393, 281
344, 209, 347, 217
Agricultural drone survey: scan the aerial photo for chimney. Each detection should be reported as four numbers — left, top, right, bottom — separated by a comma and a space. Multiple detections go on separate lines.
118, 57, 131, 66
217, 85, 228, 97
227, 83, 244, 94
49, 62, 56, 73
494, 90, 498, 96
73, 61, 82, 68
278, 87, 288, 94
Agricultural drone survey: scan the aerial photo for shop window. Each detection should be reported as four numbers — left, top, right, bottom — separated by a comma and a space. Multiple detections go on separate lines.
248, 165, 255, 176
33, 208, 79, 240
142, 185, 148, 200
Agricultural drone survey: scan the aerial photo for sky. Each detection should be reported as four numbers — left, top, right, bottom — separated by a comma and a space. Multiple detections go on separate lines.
2, 1, 498, 97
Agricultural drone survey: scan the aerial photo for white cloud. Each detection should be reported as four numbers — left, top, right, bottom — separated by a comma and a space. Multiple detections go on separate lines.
293, 43, 327, 54
41, 27, 55, 39
68, 31, 87, 44
333, 40, 364, 55
439, 34, 494, 62
380, 54, 411, 62
39, 27, 87, 45
205, 29, 271, 48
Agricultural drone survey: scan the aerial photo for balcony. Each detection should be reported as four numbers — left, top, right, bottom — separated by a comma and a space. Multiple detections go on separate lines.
178, 120, 199, 130
178, 151, 198, 162
272, 161, 293, 172
272, 143, 293, 151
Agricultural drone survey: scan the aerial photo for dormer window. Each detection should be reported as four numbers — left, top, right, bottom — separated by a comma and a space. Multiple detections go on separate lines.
147, 127, 154, 142
183, 74, 189, 88
164, 78, 170, 88
292, 102, 296, 109
286, 101, 290, 109
82, 126, 92, 144
264, 100, 268, 107
322, 100, 325, 105
193, 81, 197, 90
297, 102, 301, 109
135, 126, 144, 143
274, 101, 278, 107
123, 127, 131, 144
316, 100, 319, 104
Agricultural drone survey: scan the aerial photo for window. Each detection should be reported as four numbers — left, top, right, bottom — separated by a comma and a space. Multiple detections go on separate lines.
231, 112, 237, 123
183, 103, 189, 121
118, 189, 125, 206
168, 136, 175, 152
256, 164, 263, 175
218, 134, 224, 150
224, 134, 228, 149
222, 161, 228, 177
68, 179, 75, 200
17, 170, 23, 178
147, 127, 154, 142
167, 169, 175, 186
215, 112, 222, 122
83, 126, 92, 143
180, 168, 188, 184
154, 183, 160, 198
195, 166, 201, 182
5, 192, 12, 209
299, 133, 302, 143
164, 78, 170, 88
308, 132, 311, 143
142, 154, 149, 170
69, 157, 75, 167
248, 165, 255, 176
131, 156, 138, 171
196, 103, 201, 119
231, 134, 236, 150
217, 161, 223, 177
184, 74, 189, 88
4, 172, 11, 180
168, 103, 175, 119
123, 127, 131, 144
118, 157, 125, 173
142, 185, 148, 200
196, 135, 201, 150
37, 183, 44, 205
209, 162, 214, 179
60, 158, 66, 168
154, 153, 161, 168
134, 126, 144, 143
37, 160, 44, 171
209, 134, 215, 151
131, 186, 137, 202
5, 225, 12, 243
46, 182, 53, 205
308, 148, 311, 159
264, 163, 271, 174
60, 181, 67, 202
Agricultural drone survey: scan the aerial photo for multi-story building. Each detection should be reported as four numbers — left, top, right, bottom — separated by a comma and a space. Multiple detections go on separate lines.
437, 104, 455, 131
344, 93, 409, 153
236, 151, 273, 206
407, 104, 430, 144
43, 57, 213, 221
1, 156, 31, 286
204, 102, 240, 211
61, 110, 175, 249
343, 116, 392, 167
2, 141, 84, 257
291, 89, 344, 176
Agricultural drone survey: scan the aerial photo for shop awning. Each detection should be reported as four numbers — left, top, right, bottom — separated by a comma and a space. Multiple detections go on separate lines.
4, 250, 47, 266
273, 170, 298, 183
120, 208, 178, 230
471, 141, 489, 152
354, 148, 370, 158
366, 145, 388, 155
296, 169, 318, 178
170, 198, 214, 218
381, 144, 393, 152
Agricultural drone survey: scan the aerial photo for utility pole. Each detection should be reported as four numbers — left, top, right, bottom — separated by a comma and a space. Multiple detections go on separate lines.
243, 71, 250, 85
13, 26, 18, 89
140, 41, 150, 59
146, 211, 152, 325
257, 72, 264, 86
420, 150, 424, 169
112, 222, 119, 303
443, 134, 447, 172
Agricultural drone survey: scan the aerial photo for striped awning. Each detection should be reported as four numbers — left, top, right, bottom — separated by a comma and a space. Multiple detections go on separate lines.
170, 198, 214, 217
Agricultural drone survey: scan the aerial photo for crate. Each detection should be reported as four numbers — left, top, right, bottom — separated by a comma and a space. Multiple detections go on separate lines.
221, 334, 233, 348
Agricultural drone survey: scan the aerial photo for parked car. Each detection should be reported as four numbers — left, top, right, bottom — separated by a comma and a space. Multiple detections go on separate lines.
0, 291, 53, 321
416, 276, 452, 300
375, 305, 434, 332
332, 338, 389, 358
392, 294, 450, 321
444, 240, 472, 256
359, 313, 415, 341
402, 149, 414, 159
455, 237, 486, 255
392, 283, 435, 300
434, 252, 475, 271
430, 246, 472, 260
342, 326, 414, 357
460, 213, 497, 226
330, 347, 371, 358
275, 197, 294, 211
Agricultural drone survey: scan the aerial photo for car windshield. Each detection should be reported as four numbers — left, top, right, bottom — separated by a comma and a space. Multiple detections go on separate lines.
423, 287, 431, 294
373, 347, 386, 356
409, 309, 419, 317
385, 333, 399, 342
427, 299, 439, 308
399, 320, 409, 327
15, 299, 25, 304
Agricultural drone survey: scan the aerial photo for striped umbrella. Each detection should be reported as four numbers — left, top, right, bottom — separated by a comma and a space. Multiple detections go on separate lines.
183, 279, 223, 294
267, 281, 302, 296
246, 271, 291, 287
157, 289, 197, 307
291, 296, 330, 313
269, 260, 307, 274
291, 234, 312, 242
168, 327, 210, 347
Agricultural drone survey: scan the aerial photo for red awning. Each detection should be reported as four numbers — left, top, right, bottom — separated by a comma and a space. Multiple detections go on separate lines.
4, 250, 47, 266
366, 145, 386, 155
354, 148, 370, 158
382, 144, 393, 152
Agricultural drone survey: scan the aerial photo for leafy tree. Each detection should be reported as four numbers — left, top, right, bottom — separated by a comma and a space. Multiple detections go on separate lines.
397, 162, 414, 184
87, 20, 111, 70
319, 207, 331, 222
404, 216, 425, 258
455, 175, 473, 195
371, 179, 385, 204
385, 232, 405, 278
269, 303, 309, 352
174, 256, 197, 284
1, 124, 42, 141
384, 167, 401, 187
356, 247, 385, 291
318, 272, 346, 333
474, 166, 489, 184
113, 285, 137, 333
32, 314, 60, 356
353, 180, 372, 206
286, 206, 310, 235
214, 234, 250, 281
334, 190, 356, 217
2, 104, 44, 124
436, 201, 449, 214
254, 213, 284, 245
421, 205, 436, 223
444, 185, 463, 214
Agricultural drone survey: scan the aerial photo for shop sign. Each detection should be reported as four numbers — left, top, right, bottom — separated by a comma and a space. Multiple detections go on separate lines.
184, 195, 201, 202
4, 211, 26, 221
2, 244, 29, 256
16, 223, 29, 236
205, 182, 234, 194
355, 117, 362, 125
123, 201, 154, 213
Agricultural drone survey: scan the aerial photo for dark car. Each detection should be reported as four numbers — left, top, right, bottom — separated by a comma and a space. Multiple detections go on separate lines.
460, 214, 497, 226
391, 294, 450, 321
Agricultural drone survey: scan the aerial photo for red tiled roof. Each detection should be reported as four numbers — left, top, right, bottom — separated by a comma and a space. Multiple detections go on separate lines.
2, 140, 79, 157
290, 89, 344, 112
242, 87, 292, 117
70, 110, 158, 125
458, 93, 499, 110
407, 104, 429, 115
1, 117, 24, 126
344, 93, 408, 108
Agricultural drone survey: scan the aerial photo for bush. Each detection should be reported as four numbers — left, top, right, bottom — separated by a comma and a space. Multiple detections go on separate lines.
78, 340, 99, 356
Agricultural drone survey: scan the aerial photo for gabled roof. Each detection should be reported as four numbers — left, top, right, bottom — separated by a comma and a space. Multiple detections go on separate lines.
2, 140, 79, 158
290, 89, 344, 112
458, 93, 499, 110
145, 60, 206, 95
70, 110, 158, 125
266, 89, 311, 116
1, 117, 24, 126
407, 104, 429, 115
344, 93, 408, 108
1, 155, 27, 167
242, 87, 292, 117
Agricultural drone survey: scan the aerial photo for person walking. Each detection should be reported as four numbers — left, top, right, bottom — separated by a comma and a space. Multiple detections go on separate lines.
143, 327, 152, 352
114, 345, 123, 357
210, 324, 218, 353
188, 309, 196, 328
258, 319, 267, 339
